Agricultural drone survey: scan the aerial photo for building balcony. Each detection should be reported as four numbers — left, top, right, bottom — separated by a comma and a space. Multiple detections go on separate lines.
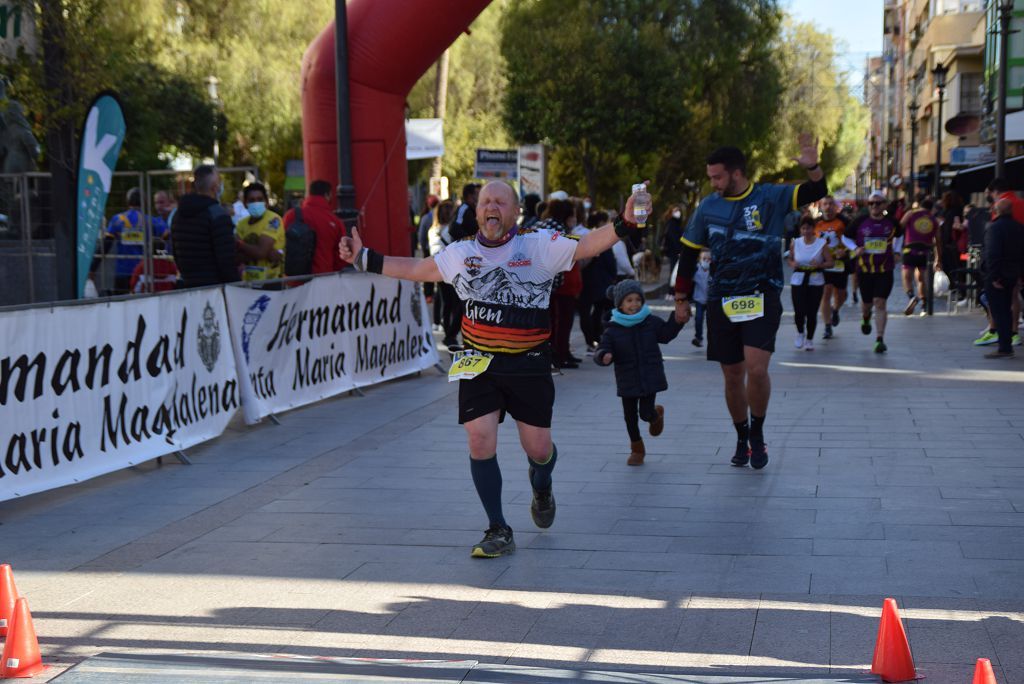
907, 11, 984, 74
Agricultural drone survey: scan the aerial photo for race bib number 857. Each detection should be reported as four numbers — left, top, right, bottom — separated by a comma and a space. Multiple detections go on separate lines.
448, 351, 493, 382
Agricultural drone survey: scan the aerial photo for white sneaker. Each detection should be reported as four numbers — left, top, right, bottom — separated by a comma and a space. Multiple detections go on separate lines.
794, 333, 805, 349
804, 339, 815, 351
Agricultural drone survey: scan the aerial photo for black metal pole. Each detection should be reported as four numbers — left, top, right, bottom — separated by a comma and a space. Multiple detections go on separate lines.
40, 0, 77, 300
909, 99, 919, 201
934, 87, 944, 199
334, 0, 358, 231
909, 123, 916, 198
996, 0, 1012, 178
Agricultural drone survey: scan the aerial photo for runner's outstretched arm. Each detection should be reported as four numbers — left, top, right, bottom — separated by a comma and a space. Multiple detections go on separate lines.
338, 227, 443, 282
574, 193, 641, 261
794, 132, 828, 206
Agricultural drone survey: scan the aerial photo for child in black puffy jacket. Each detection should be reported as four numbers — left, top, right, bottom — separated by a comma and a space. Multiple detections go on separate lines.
594, 280, 687, 465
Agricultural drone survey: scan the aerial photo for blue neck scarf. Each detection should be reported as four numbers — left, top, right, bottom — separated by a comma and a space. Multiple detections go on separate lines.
611, 305, 651, 327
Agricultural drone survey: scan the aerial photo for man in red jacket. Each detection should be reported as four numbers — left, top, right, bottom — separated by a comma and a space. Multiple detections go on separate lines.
283, 180, 348, 274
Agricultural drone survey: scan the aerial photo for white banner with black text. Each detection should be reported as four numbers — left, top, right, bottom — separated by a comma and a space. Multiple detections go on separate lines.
224, 274, 439, 425
0, 288, 239, 502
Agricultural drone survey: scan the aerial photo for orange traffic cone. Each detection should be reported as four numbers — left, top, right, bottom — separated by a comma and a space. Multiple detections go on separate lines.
1, 598, 46, 678
871, 597, 917, 682
0, 565, 17, 638
972, 658, 998, 684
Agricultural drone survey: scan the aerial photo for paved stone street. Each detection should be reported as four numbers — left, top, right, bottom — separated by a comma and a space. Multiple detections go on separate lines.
2, 296, 1023, 682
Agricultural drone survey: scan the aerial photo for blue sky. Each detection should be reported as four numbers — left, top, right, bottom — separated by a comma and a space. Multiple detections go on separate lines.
784, 0, 883, 89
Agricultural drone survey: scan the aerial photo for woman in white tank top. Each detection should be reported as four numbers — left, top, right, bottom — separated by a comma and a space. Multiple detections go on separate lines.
787, 216, 834, 350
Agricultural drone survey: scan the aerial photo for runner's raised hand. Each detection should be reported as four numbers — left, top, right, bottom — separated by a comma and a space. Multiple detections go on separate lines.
338, 226, 363, 263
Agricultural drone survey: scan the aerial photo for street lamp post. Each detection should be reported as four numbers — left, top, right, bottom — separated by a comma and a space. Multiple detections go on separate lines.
909, 99, 920, 200
996, 0, 1014, 178
928, 64, 948, 318
932, 63, 948, 200
205, 76, 220, 165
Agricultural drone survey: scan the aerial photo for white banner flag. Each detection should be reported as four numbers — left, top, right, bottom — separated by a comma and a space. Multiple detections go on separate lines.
225, 274, 439, 425
405, 118, 445, 160
0, 289, 238, 502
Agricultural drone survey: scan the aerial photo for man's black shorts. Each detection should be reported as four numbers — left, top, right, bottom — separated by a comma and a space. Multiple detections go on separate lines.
458, 372, 555, 427
858, 271, 894, 301
901, 251, 928, 271
706, 290, 783, 366
824, 271, 848, 289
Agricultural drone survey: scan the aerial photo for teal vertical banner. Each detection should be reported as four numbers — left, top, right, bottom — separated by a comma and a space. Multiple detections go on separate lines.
76, 92, 126, 298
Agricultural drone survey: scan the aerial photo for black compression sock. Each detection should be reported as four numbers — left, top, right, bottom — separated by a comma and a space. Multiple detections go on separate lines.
734, 420, 749, 444
528, 443, 558, 492
749, 414, 766, 444
470, 455, 506, 528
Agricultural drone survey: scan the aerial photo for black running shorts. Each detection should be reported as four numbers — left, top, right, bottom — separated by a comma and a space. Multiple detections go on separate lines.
858, 271, 894, 301
458, 372, 555, 427
901, 252, 928, 271
824, 271, 848, 289
706, 290, 783, 366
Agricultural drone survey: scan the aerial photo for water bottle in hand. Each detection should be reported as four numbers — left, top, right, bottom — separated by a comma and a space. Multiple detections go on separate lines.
631, 183, 651, 227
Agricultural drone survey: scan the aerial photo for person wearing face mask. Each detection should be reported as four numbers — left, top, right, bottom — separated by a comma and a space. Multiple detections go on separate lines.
236, 181, 285, 283
171, 164, 240, 288
691, 249, 711, 347
662, 205, 685, 283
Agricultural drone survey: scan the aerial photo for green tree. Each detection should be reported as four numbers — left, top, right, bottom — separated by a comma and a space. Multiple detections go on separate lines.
2, 0, 218, 170
153, 0, 335, 193
407, 3, 511, 198
499, 0, 784, 209
759, 20, 868, 190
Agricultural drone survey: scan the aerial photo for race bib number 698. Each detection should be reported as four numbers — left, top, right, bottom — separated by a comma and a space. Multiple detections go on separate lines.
722, 294, 765, 323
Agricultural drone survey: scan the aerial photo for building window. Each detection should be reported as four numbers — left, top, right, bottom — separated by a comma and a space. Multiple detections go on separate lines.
960, 72, 983, 113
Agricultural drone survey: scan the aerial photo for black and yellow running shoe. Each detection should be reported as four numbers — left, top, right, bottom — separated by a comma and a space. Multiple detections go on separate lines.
530, 488, 556, 529
471, 525, 515, 558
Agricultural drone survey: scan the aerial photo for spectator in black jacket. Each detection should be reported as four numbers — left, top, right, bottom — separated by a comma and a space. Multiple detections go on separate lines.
172, 165, 238, 288
449, 183, 480, 241
982, 210, 1024, 358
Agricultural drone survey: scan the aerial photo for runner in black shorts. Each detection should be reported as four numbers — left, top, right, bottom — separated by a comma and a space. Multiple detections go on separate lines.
675, 134, 827, 470
898, 197, 940, 316
850, 191, 903, 353
705, 290, 785, 363
814, 196, 853, 339
340, 180, 646, 558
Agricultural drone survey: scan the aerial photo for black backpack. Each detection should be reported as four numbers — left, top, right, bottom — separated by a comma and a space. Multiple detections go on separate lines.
284, 207, 317, 276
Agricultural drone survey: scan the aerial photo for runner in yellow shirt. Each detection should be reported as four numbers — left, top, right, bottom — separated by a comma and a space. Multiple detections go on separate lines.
236, 181, 285, 282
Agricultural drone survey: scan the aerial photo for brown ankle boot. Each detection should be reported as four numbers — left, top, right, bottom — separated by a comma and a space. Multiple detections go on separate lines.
628, 439, 645, 466
649, 405, 665, 437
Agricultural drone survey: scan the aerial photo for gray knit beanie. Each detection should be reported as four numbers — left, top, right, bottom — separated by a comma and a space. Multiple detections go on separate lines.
607, 279, 644, 309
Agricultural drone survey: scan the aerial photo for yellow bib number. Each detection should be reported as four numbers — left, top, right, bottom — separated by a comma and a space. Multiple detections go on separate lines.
448, 351, 493, 382
865, 238, 887, 254
120, 230, 144, 245
722, 294, 764, 323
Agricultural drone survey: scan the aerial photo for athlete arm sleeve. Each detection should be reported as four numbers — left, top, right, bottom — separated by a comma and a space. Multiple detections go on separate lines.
795, 177, 828, 207
676, 204, 705, 298
675, 244, 700, 299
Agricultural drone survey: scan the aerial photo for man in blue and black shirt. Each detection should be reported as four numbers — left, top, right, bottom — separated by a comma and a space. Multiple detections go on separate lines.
674, 134, 827, 470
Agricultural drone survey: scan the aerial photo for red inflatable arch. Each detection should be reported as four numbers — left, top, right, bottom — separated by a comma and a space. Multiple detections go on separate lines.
301, 0, 492, 255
